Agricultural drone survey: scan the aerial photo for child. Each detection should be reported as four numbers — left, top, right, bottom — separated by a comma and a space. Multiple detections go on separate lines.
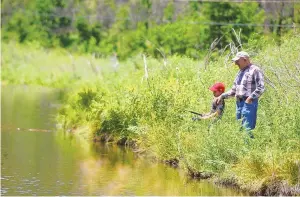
193, 82, 226, 121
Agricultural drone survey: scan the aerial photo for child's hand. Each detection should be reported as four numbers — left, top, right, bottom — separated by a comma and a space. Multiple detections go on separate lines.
192, 116, 201, 121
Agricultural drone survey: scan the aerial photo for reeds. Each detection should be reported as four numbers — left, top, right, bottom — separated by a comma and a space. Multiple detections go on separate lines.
56, 33, 300, 195
3, 33, 299, 195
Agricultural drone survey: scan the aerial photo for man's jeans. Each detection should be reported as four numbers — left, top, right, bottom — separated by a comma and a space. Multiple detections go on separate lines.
236, 98, 258, 136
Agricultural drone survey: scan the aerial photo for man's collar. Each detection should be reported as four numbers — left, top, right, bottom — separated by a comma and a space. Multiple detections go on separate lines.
240, 64, 251, 71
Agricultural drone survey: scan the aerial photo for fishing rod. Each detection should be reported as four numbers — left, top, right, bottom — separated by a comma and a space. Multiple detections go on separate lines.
185, 110, 203, 116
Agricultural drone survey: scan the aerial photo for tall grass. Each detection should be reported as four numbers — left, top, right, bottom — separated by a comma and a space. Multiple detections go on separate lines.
1, 41, 137, 88
56, 33, 300, 195
3, 34, 299, 195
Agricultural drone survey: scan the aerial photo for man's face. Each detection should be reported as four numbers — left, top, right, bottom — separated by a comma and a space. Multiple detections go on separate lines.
234, 57, 246, 67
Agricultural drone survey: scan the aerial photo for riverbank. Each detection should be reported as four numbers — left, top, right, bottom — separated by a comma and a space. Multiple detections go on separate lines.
65, 132, 278, 195
2, 34, 300, 195
2, 84, 247, 196
56, 34, 300, 196
69, 125, 299, 196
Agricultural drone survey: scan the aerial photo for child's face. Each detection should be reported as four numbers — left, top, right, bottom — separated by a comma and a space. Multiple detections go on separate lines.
213, 90, 223, 97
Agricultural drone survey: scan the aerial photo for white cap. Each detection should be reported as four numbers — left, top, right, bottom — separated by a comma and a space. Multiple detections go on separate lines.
232, 51, 250, 62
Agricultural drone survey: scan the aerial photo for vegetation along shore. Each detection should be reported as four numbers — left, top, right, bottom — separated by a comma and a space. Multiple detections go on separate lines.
55, 33, 300, 196
2, 0, 300, 195
2, 33, 300, 196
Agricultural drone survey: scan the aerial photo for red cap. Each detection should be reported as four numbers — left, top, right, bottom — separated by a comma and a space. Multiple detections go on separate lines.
209, 82, 225, 92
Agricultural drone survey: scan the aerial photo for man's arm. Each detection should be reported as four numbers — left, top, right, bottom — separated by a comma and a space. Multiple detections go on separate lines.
216, 83, 236, 104
221, 86, 236, 99
249, 68, 265, 100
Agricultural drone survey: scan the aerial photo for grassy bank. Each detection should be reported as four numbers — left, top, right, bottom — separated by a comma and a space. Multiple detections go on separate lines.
3, 34, 300, 195
57, 33, 300, 195
1, 41, 129, 88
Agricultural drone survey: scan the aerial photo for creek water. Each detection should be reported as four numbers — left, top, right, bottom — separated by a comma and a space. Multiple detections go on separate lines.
1, 85, 245, 196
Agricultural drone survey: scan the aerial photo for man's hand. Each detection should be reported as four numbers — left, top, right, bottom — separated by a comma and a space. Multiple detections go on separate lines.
216, 95, 223, 104
245, 97, 253, 104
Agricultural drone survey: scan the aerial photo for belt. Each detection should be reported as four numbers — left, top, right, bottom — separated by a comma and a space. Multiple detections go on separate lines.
236, 96, 248, 101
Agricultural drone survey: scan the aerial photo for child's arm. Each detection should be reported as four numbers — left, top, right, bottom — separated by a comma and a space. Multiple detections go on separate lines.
200, 109, 222, 120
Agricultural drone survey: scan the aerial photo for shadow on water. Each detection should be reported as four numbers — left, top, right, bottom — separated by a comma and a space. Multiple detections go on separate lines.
1, 85, 246, 196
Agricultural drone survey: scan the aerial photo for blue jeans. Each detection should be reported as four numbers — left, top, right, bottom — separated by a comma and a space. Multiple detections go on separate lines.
236, 99, 258, 134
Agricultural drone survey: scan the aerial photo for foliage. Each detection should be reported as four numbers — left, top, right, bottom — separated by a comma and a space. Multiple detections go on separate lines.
2, 4, 300, 192
2, 0, 298, 60
55, 34, 300, 195
0, 41, 121, 88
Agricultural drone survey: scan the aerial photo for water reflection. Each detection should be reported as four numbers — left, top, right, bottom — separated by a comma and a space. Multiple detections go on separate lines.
58, 140, 244, 196
1, 85, 245, 196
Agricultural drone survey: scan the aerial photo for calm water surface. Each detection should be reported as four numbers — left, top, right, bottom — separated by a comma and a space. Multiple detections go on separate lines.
1, 85, 245, 196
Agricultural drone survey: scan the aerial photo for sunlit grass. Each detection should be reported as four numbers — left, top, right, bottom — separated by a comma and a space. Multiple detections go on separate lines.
2, 33, 300, 195
56, 34, 299, 195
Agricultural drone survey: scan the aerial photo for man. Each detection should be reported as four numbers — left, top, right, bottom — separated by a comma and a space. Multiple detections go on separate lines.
216, 51, 265, 136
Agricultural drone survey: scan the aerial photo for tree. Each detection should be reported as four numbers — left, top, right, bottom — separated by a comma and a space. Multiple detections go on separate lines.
203, 2, 264, 48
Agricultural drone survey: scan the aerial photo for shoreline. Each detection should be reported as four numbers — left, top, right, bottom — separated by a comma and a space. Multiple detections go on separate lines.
88, 131, 300, 196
